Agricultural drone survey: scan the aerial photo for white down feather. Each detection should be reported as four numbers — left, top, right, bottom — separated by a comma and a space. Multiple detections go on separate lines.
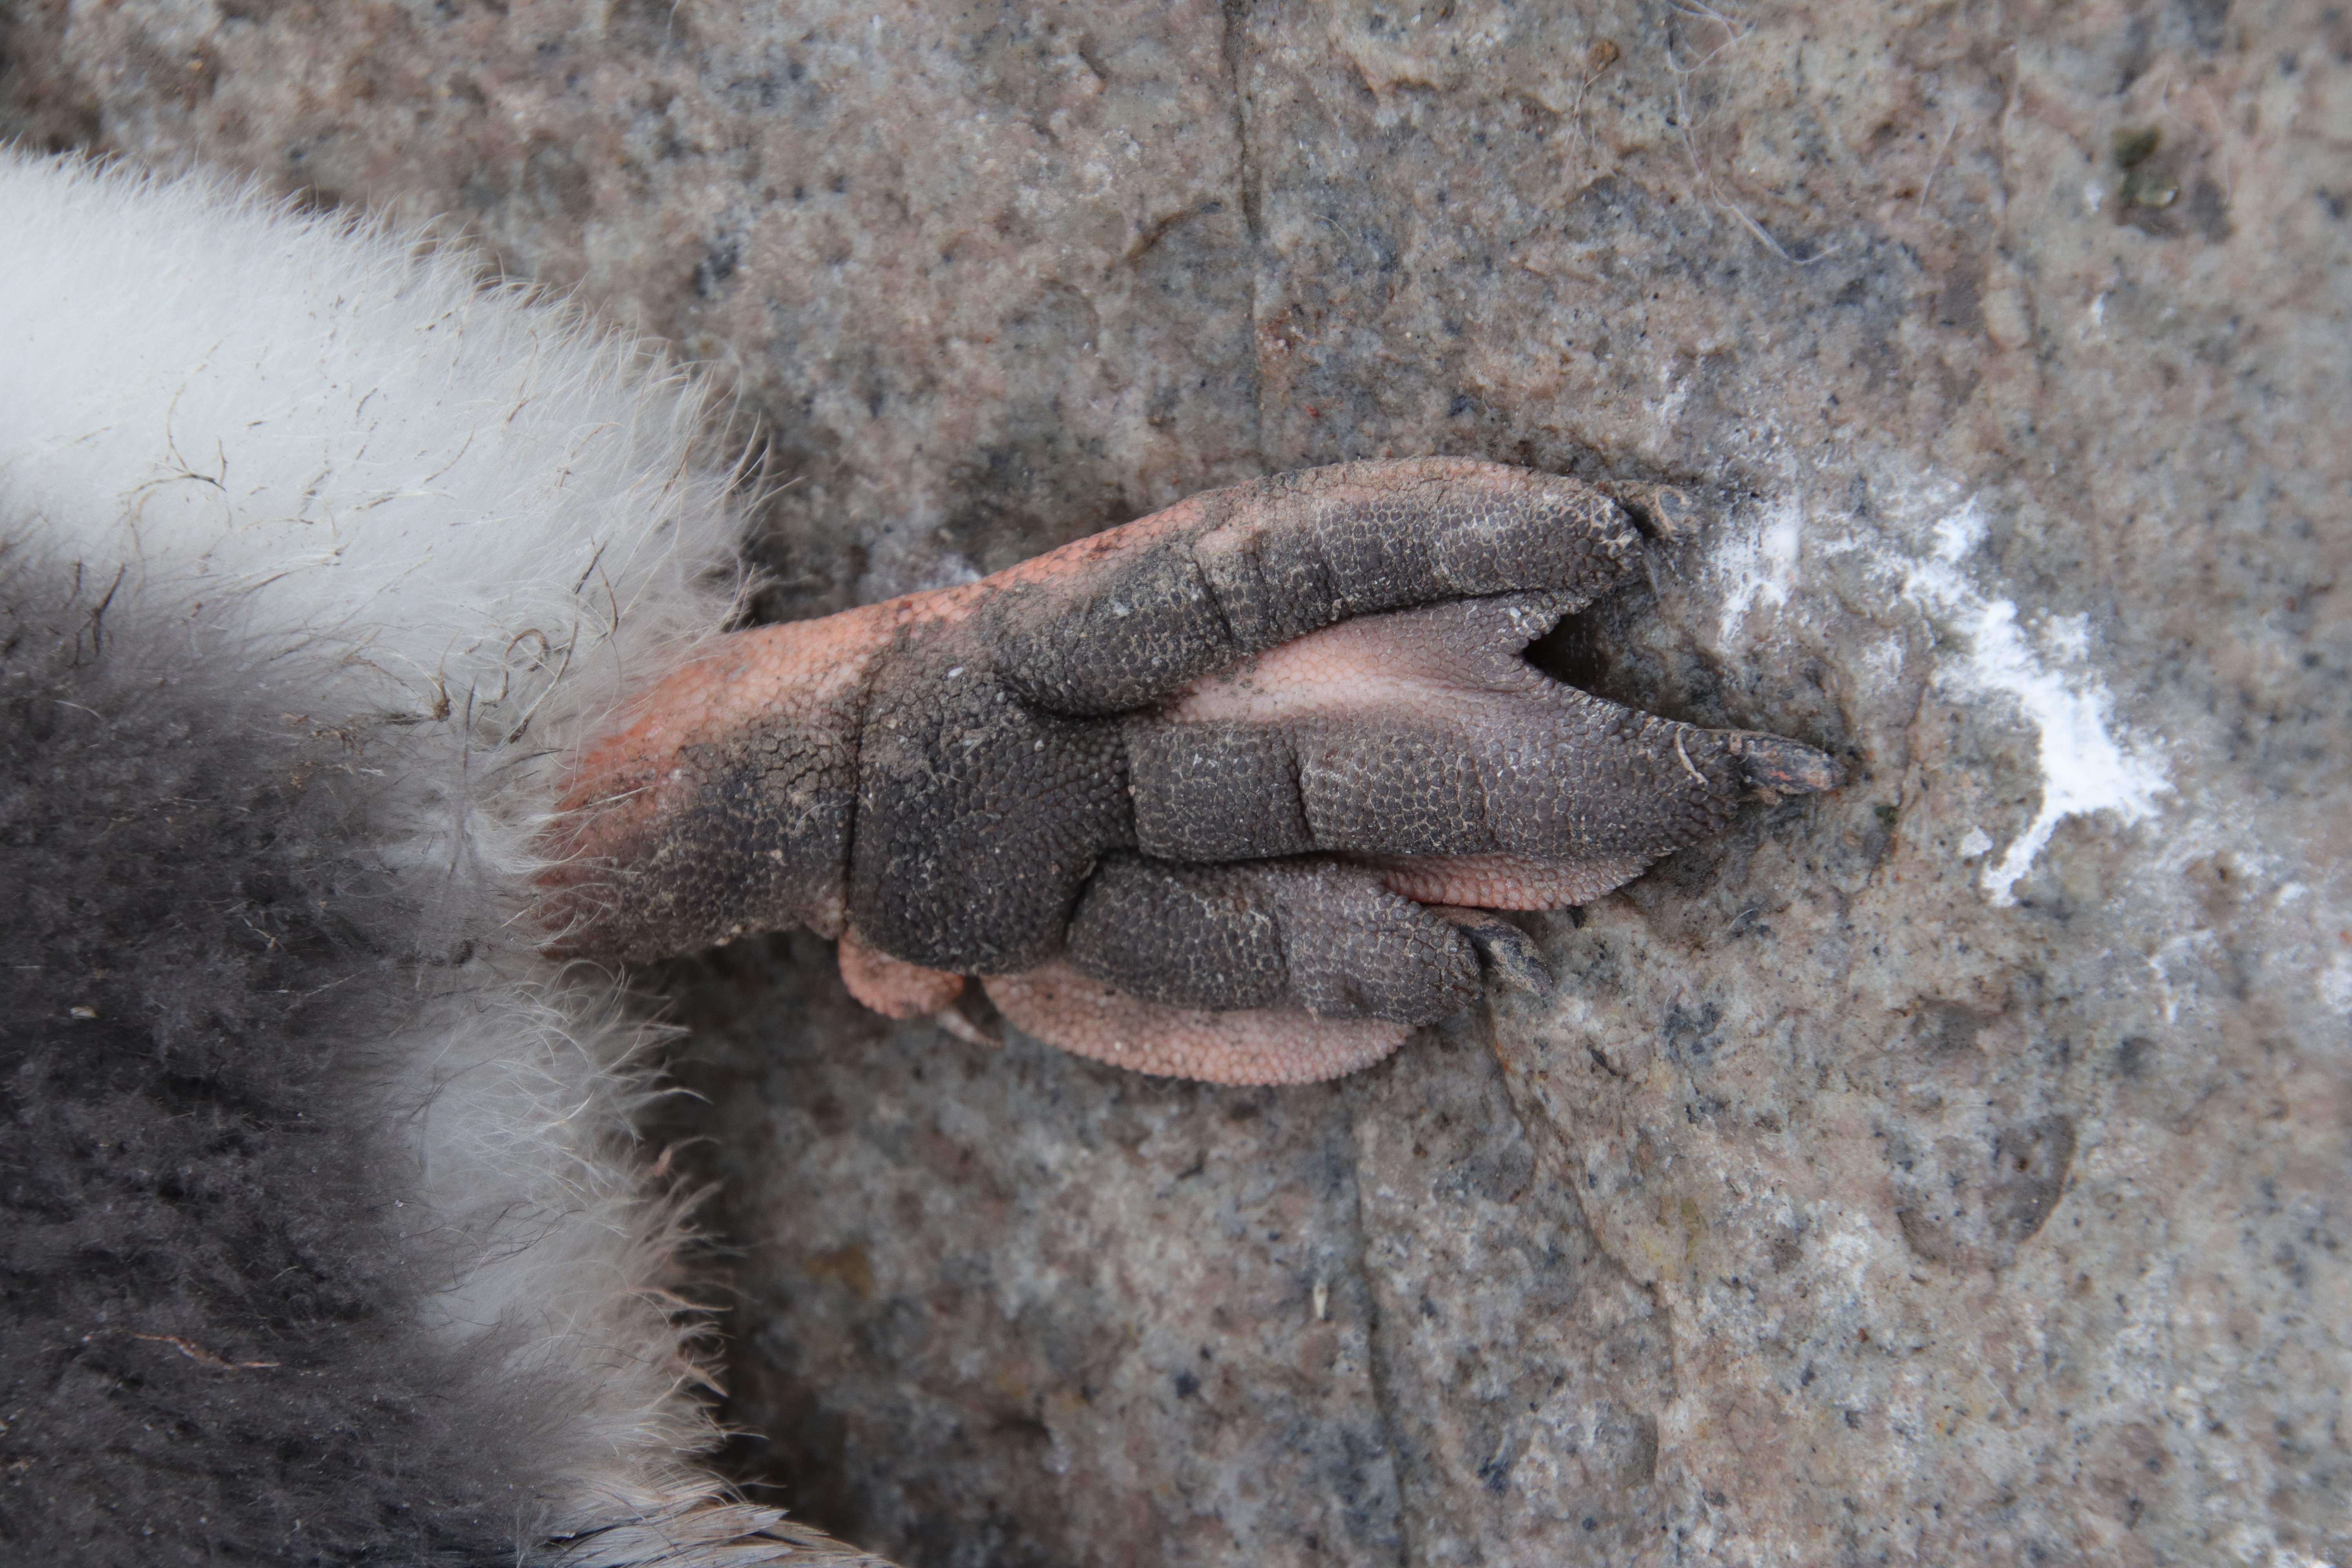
0, 151, 879, 1564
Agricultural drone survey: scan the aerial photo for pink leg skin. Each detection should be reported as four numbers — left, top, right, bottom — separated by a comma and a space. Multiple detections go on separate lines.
1368, 851, 1655, 909
983, 960, 1412, 1086
537, 606, 911, 955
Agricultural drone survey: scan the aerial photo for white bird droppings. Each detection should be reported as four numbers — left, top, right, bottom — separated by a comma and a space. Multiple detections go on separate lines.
1705, 481, 2170, 907
1901, 497, 2170, 904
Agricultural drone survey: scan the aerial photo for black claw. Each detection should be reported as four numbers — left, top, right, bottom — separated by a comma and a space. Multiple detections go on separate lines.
1729, 733, 1846, 796
940, 988, 1004, 1048
1430, 906, 1554, 995
1602, 481, 1706, 541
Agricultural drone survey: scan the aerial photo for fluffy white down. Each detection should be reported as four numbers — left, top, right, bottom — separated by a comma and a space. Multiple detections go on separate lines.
0, 153, 878, 1565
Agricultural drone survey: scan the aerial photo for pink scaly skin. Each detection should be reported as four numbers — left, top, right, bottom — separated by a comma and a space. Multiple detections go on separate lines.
539, 458, 1842, 1085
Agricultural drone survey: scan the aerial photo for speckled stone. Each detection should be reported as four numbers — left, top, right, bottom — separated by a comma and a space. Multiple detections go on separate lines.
8, 1, 2345, 1563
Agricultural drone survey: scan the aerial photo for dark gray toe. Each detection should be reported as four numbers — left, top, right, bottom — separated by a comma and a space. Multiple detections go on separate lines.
1066, 853, 1479, 1024
1726, 731, 1846, 795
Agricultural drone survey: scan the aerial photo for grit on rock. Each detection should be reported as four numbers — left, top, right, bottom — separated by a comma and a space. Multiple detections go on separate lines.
5, 2, 2344, 1563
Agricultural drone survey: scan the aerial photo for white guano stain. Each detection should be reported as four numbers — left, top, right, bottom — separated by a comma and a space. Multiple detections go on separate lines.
1652, 371, 1694, 439
1714, 495, 1804, 639
1707, 482, 2169, 906
2319, 956, 2352, 1017
1898, 496, 2170, 904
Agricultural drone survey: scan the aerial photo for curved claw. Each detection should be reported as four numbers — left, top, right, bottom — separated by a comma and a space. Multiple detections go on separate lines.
1727, 731, 1846, 797
1600, 481, 1705, 541
1426, 905, 1554, 995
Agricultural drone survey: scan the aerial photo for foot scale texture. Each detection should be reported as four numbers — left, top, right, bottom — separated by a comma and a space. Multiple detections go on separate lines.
547, 460, 1844, 1085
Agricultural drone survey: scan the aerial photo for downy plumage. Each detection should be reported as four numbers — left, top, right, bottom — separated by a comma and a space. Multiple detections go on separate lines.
0, 151, 880, 1566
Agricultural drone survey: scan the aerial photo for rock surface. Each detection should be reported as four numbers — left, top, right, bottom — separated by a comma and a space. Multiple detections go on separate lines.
7, 1, 2347, 1563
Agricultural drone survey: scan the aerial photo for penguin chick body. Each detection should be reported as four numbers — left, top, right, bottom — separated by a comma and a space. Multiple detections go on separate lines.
0, 152, 876, 1566
0, 149, 1846, 1566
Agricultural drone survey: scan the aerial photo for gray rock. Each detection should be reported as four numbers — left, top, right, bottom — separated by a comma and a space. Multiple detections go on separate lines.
9, 0, 2345, 1562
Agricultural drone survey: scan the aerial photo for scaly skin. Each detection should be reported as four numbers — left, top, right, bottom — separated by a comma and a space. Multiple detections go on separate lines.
540, 458, 1842, 1084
